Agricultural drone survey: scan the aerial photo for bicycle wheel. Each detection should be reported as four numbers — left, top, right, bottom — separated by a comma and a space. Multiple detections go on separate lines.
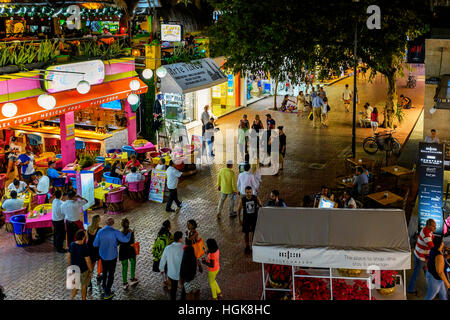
363, 137, 378, 155
389, 138, 401, 155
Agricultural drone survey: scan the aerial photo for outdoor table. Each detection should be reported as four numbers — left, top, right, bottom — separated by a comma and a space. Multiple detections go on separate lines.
132, 142, 156, 154
25, 205, 53, 230
335, 175, 355, 189
62, 163, 104, 182
381, 165, 413, 189
1, 190, 32, 210
366, 191, 403, 207
121, 170, 149, 185
346, 157, 375, 171
94, 182, 125, 202
105, 152, 128, 166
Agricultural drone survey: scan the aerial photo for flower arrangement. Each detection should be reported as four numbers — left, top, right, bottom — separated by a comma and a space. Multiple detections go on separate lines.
372, 270, 397, 288
266, 264, 291, 287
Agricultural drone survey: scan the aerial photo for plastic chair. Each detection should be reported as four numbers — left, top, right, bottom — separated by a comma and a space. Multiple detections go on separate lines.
75, 140, 85, 150
2, 207, 28, 233
105, 188, 125, 215
56, 154, 62, 159
70, 177, 77, 190
103, 172, 122, 185
35, 194, 48, 205
107, 148, 122, 154
127, 180, 146, 201
122, 145, 137, 158
10, 214, 32, 247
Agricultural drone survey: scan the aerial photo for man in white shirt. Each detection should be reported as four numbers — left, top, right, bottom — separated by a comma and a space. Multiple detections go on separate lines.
1, 191, 24, 212
17, 146, 35, 182
30, 171, 50, 196
342, 84, 353, 112
424, 129, 440, 144
62, 190, 88, 245
7, 179, 28, 193
343, 191, 357, 209
166, 160, 183, 212
51, 190, 67, 253
159, 231, 185, 300
237, 163, 259, 196
125, 166, 145, 183
201, 105, 217, 136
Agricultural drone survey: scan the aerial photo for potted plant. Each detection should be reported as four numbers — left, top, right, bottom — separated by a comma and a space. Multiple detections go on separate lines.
373, 270, 397, 295
266, 264, 291, 289
78, 154, 94, 169
337, 268, 362, 277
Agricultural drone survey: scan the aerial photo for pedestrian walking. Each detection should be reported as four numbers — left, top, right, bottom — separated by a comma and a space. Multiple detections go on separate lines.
179, 245, 203, 300
186, 219, 199, 243
424, 236, 450, 300
321, 97, 330, 127
296, 91, 306, 117
266, 190, 287, 207
201, 238, 223, 300
237, 163, 259, 196
67, 230, 93, 300
51, 191, 66, 253
159, 231, 185, 300
152, 220, 173, 289
166, 160, 183, 212
342, 84, 353, 113
407, 219, 436, 297
217, 160, 238, 218
237, 122, 248, 163
62, 190, 88, 246
370, 107, 379, 135
319, 87, 327, 99
86, 215, 103, 292
238, 186, 263, 255
93, 217, 132, 300
204, 117, 215, 158
251, 115, 264, 161
311, 94, 324, 129
119, 218, 138, 290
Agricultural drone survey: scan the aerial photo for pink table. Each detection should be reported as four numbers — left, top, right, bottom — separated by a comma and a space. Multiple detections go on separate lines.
132, 142, 156, 154
25, 212, 53, 230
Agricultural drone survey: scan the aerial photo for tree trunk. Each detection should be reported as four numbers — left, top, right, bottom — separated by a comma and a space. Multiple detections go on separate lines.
273, 77, 278, 110
382, 71, 397, 129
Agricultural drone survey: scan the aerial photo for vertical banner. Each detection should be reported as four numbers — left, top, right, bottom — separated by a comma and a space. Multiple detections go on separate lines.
76, 171, 95, 211
418, 143, 444, 234
149, 169, 166, 203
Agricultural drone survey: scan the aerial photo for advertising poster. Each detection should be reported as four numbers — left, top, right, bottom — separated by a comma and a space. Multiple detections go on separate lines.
76, 171, 95, 211
418, 143, 444, 234
149, 169, 166, 203
161, 24, 182, 42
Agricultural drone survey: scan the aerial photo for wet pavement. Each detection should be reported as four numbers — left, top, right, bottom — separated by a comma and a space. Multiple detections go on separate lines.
0, 67, 426, 300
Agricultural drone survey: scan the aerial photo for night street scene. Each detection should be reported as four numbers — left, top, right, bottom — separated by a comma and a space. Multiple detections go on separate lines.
1, 0, 450, 309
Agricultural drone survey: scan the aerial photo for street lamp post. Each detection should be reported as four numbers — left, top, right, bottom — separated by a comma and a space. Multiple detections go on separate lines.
352, 20, 358, 159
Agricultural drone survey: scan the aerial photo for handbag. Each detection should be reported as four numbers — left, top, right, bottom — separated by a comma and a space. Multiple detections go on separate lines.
192, 237, 206, 258
327, 104, 331, 112
132, 242, 140, 255
308, 111, 313, 121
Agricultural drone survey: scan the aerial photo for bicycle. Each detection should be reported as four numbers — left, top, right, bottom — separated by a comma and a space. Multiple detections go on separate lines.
362, 130, 401, 155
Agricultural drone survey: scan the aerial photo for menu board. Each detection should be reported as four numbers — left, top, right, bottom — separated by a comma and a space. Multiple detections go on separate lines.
161, 24, 182, 42
418, 142, 444, 234
76, 171, 95, 211
149, 169, 166, 203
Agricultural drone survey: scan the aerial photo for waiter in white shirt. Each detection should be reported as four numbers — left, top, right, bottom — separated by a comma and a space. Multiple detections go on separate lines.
29, 171, 50, 202
237, 163, 259, 196
51, 190, 67, 253
62, 190, 88, 245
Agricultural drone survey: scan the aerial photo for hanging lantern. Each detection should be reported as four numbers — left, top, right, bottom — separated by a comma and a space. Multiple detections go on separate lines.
37, 94, 56, 110
132, 49, 141, 57
156, 66, 167, 78
2, 102, 18, 118
129, 79, 140, 91
127, 93, 139, 105
76, 80, 90, 94
142, 69, 153, 80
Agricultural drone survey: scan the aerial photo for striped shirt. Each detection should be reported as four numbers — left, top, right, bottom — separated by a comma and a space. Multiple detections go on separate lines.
414, 226, 434, 262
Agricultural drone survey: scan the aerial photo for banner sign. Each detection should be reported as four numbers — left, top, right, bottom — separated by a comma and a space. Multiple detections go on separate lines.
252, 246, 410, 270
149, 169, 166, 203
418, 142, 444, 234
161, 24, 182, 42
44, 60, 105, 93
407, 37, 425, 64
76, 171, 95, 211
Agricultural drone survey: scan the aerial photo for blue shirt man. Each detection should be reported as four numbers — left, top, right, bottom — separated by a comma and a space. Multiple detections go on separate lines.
312, 96, 324, 108
47, 161, 64, 179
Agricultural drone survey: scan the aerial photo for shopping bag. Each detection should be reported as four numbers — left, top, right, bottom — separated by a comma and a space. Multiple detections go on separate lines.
192, 238, 206, 258
132, 242, 140, 255
308, 111, 313, 121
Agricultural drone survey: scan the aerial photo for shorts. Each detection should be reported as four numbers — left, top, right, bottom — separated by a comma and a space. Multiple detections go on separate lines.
80, 270, 91, 286
184, 275, 202, 293
242, 215, 257, 234
344, 99, 351, 104
371, 121, 378, 127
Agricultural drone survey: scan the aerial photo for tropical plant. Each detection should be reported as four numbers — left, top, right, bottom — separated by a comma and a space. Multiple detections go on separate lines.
78, 154, 95, 169
37, 40, 59, 63
394, 106, 406, 125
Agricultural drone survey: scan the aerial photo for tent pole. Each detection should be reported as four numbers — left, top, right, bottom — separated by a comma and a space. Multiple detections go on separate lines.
329, 268, 333, 301
403, 270, 406, 298
262, 263, 266, 300
292, 266, 296, 300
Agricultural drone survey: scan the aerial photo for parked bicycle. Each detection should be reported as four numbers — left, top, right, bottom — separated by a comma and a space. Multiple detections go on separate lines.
362, 130, 401, 155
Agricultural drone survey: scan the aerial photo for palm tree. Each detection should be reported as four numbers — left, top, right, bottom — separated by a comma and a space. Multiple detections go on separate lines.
114, 0, 141, 45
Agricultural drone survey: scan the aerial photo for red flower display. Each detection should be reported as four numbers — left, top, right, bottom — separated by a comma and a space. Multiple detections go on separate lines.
371, 270, 397, 288
266, 264, 291, 283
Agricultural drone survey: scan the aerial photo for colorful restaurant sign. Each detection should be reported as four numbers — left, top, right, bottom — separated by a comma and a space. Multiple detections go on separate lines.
418, 142, 444, 234
149, 169, 166, 203
44, 60, 105, 93
161, 24, 182, 42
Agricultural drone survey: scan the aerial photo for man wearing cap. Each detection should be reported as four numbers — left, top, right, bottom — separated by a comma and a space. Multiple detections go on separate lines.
17, 146, 35, 183
217, 160, 238, 218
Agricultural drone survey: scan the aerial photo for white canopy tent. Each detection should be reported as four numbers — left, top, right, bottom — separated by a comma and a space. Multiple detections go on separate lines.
252, 207, 411, 300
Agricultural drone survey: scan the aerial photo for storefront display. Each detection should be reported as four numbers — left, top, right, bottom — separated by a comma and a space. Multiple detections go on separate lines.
211, 74, 236, 117
247, 73, 271, 105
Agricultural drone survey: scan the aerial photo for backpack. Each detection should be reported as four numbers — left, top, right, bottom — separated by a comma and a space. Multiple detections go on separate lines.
152, 233, 172, 261
327, 104, 331, 112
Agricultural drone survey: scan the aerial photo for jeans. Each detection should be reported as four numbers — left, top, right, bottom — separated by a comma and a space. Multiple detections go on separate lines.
207, 140, 214, 156
52, 220, 66, 251
166, 188, 181, 211
208, 269, 221, 299
407, 254, 426, 292
121, 258, 136, 283
313, 107, 321, 128
102, 258, 117, 295
425, 271, 448, 300
217, 193, 236, 216
170, 277, 186, 301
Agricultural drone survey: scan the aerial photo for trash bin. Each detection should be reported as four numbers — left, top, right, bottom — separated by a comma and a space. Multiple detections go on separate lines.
10, 214, 31, 247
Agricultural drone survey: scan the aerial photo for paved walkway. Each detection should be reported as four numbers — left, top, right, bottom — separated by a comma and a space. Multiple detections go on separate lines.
0, 67, 425, 300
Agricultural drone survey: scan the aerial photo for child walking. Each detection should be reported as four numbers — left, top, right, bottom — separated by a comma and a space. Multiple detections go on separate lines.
370, 107, 379, 135
119, 218, 138, 290
201, 238, 223, 300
